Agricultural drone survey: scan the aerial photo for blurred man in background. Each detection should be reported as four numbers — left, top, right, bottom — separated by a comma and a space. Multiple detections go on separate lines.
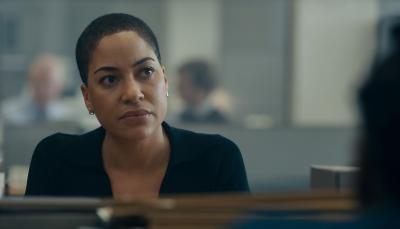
1, 54, 74, 125
177, 60, 231, 124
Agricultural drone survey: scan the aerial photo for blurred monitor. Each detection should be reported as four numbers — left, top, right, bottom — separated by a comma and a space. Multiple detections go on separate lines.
2, 121, 83, 194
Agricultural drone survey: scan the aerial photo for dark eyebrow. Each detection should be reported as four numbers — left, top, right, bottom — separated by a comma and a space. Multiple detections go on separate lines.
94, 66, 118, 74
93, 57, 156, 74
132, 57, 155, 67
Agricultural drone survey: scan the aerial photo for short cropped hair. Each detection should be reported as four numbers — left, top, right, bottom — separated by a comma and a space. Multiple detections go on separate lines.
75, 13, 162, 85
178, 60, 217, 93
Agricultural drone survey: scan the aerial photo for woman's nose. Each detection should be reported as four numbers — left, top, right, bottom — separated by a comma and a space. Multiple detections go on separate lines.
120, 78, 144, 104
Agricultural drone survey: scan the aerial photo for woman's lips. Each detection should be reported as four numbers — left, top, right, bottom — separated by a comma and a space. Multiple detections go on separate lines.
119, 110, 151, 120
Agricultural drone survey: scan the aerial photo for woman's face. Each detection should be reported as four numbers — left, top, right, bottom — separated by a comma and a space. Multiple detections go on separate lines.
82, 31, 168, 140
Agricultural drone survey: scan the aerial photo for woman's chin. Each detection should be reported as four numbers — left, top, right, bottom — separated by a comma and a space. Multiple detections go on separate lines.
118, 124, 159, 140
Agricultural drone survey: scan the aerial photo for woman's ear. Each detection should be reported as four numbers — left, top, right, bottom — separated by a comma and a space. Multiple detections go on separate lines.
80, 84, 93, 113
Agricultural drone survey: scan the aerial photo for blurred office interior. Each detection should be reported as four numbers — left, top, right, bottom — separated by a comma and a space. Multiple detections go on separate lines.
0, 0, 399, 195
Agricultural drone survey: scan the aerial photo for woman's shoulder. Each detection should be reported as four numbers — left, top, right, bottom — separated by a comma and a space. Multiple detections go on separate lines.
38, 127, 102, 144
34, 127, 104, 157
167, 123, 235, 144
164, 122, 241, 158
164, 123, 249, 192
35, 132, 78, 152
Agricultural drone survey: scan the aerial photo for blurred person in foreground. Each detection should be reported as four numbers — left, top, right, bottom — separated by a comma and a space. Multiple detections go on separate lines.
356, 24, 400, 217
233, 24, 400, 229
1, 54, 74, 124
25, 13, 249, 199
177, 60, 230, 124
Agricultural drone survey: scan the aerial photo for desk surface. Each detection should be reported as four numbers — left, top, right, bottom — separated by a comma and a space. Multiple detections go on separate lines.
0, 191, 357, 229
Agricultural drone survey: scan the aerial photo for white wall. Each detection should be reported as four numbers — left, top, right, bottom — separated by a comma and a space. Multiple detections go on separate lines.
165, 0, 221, 70
292, 0, 379, 126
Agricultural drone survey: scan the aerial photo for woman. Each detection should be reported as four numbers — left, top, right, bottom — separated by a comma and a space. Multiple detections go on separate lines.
25, 13, 249, 198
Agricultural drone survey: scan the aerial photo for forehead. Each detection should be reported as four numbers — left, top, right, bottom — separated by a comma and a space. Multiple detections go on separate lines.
90, 31, 156, 66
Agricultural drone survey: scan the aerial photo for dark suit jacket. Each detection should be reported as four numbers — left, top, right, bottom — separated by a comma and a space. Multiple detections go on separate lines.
25, 122, 249, 197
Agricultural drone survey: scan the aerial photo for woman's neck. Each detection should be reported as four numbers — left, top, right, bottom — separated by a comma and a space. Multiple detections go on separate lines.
102, 127, 169, 172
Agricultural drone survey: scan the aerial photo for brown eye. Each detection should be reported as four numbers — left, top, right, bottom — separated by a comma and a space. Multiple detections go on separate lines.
140, 67, 154, 79
100, 75, 119, 87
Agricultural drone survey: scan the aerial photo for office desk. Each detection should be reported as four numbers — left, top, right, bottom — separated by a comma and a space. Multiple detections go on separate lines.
0, 192, 356, 229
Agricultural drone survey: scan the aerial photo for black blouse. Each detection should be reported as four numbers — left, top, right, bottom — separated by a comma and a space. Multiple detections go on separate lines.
25, 122, 250, 197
